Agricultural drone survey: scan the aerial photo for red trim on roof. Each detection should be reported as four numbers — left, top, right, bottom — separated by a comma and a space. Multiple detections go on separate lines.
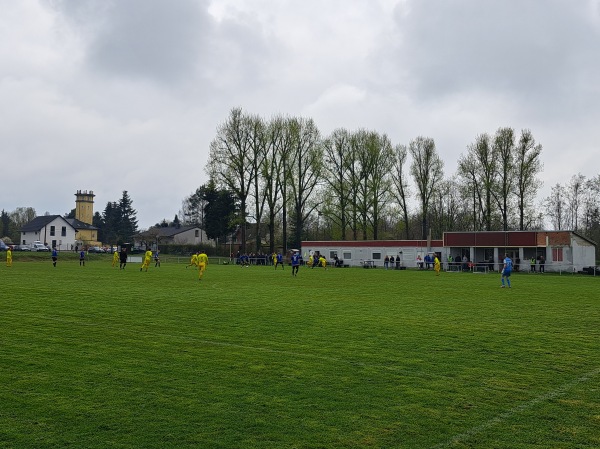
302, 240, 443, 248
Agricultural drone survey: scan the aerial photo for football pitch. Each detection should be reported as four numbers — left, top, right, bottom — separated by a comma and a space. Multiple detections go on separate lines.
1, 257, 599, 448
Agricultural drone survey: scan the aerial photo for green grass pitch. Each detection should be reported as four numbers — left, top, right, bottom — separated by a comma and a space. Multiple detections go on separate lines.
1, 255, 599, 448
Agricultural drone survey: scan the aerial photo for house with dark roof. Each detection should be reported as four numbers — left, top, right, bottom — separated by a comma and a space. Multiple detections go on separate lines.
134, 225, 213, 249
20, 215, 77, 250
65, 218, 100, 247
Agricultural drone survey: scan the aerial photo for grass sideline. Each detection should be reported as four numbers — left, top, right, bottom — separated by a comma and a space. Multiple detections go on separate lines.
1, 259, 599, 448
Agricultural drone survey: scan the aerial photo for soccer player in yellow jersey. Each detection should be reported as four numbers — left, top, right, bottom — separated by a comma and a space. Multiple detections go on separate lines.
6, 247, 12, 267
140, 249, 153, 272
112, 250, 119, 268
319, 255, 327, 269
434, 255, 441, 276
186, 252, 198, 268
197, 251, 208, 280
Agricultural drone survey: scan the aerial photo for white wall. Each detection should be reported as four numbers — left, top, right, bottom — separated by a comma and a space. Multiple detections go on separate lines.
571, 236, 596, 271
301, 245, 445, 267
21, 217, 76, 250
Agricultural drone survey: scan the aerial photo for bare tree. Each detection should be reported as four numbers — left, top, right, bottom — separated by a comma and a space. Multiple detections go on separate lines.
260, 115, 289, 253
565, 173, 586, 231
365, 132, 394, 239
582, 175, 600, 233
322, 128, 352, 239
457, 134, 498, 230
492, 127, 515, 230
582, 175, 600, 254
409, 137, 444, 239
430, 179, 469, 238
247, 114, 268, 252
9, 207, 37, 230
514, 129, 543, 230
286, 117, 322, 249
544, 183, 567, 230
349, 130, 395, 239
179, 186, 207, 227
390, 144, 412, 239
346, 132, 362, 240
207, 108, 256, 252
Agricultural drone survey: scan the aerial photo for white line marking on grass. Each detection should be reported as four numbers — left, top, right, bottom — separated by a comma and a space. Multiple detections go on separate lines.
430, 366, 600, 449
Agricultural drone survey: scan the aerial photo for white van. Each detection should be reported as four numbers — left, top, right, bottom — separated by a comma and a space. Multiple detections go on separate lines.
31, 241, 50, 252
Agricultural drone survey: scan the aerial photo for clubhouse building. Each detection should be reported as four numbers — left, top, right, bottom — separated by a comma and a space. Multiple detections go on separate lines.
301, 230, 596, 273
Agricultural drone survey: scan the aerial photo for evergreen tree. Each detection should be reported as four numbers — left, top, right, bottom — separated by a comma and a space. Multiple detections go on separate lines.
1, 210, 9, 237
92, 212, 104, 241
102, 202, 121, 244
203, 182, 237, 243
118, 191, 138, 242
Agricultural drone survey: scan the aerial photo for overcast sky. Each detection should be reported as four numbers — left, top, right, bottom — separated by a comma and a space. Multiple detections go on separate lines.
2, 0, 599, 229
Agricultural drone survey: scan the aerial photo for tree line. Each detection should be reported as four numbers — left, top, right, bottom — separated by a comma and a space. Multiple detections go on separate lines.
184, 107, 589, 254
3, 110, 598, 258
544, 174, 600, 237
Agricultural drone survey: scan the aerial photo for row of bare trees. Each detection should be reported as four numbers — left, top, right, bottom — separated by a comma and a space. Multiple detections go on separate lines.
0, 207, 37, 243
457, 128, 544, 232
204, 108, 551, 253
544, 174, 600, 240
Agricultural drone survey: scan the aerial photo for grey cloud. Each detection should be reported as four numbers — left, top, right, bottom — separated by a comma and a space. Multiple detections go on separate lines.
52, 0, 214, 84
392, 0, 600, 111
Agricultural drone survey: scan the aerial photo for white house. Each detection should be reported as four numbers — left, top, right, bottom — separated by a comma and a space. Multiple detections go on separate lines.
20, 215, 78, 250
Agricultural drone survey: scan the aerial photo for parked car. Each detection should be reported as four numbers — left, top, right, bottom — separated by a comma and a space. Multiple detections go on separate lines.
17, 244, 31, 251
0, 241, 7, 251
88, 246, 104, 253
31, 242, 50, 252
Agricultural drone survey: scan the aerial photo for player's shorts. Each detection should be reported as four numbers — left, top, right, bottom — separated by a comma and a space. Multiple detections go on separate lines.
503, 270, 511, 277
198, 262, 206, 270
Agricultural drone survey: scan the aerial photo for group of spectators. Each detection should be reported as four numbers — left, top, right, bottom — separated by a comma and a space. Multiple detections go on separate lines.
232, 251, 307, 266
232, 251, 273, 266
383, 255, 403, 269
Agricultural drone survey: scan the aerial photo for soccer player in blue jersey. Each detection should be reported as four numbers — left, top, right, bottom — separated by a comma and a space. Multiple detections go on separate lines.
275, 252, 284, 270
501, 253, 513, 288
291, 251, 300, 276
